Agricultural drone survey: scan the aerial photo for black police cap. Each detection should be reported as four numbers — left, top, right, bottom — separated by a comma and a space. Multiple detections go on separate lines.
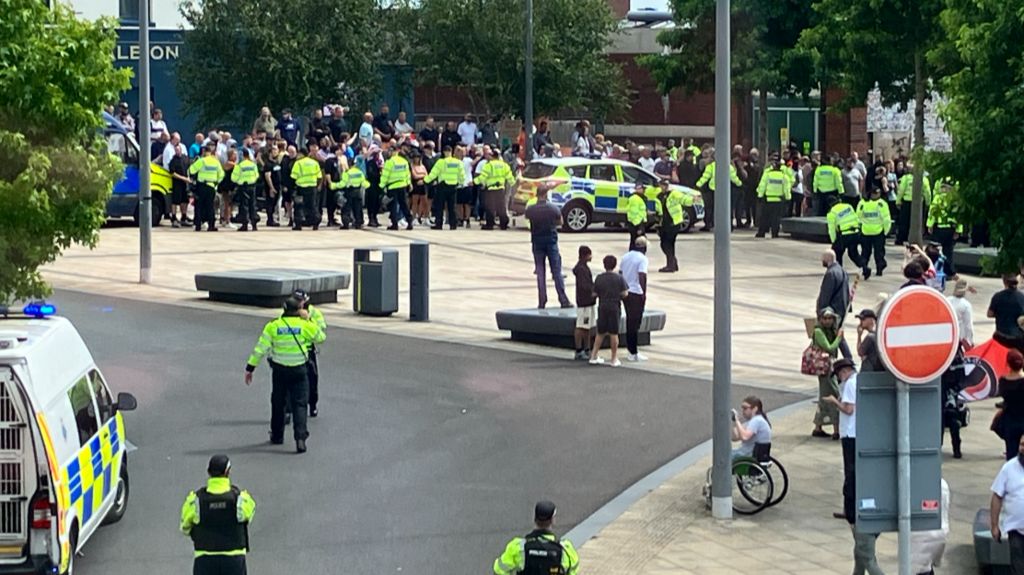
208, 454, 231, 476
535, 500, 557, 522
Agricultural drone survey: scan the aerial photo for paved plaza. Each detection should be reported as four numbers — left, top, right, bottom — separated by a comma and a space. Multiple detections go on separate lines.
44, 223, 1008, 573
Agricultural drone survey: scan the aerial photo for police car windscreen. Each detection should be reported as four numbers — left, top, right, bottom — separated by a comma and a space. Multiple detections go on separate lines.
523, 163, 557, 179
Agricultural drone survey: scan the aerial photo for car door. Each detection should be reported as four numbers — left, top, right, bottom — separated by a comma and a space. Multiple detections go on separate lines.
620, 165, 659, 212
586, 163, 619, 212
65, 373, 104, 541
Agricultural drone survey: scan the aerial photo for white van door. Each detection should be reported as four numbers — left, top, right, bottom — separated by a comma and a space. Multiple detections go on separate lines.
0, 367, 34, 561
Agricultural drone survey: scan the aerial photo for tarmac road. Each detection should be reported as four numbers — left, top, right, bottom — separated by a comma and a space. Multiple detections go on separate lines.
54, 289, 800, 574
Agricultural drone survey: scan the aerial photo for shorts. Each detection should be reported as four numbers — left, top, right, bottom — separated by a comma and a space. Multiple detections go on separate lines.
282, 188, 294, 203
575, 306, 596, 329
172, 183, 188, 204
597, 307, 620, 335
411, 183, 427, 196
456, 186, 475, 205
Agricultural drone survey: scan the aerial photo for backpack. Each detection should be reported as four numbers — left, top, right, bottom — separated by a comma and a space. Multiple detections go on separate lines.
521, 533, 565, 575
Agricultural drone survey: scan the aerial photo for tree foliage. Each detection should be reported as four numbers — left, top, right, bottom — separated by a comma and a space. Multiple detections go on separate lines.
798, 0, 945, 245
0, 0, 130, 304
640, 0, 813, 151
178, 0, 384, 128
930, 0, 1024, 272
412, 0, 629, 120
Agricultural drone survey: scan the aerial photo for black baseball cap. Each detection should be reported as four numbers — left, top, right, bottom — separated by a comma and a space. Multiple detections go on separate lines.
855, 309, 877, 320
292, 289, 309, 301
832, 358, 856, 375
535, 500, 557, 522
208, 454, 231, 476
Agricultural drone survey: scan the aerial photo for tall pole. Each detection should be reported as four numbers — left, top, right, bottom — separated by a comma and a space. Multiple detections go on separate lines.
138, 0, 152, 285
710, 0, 733, 520
896, 380, 912, 574
524, 0, 534, 161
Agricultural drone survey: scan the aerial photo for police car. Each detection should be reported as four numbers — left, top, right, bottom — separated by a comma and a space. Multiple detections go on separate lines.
0, 303, 137, 574
510, 157, 705, 232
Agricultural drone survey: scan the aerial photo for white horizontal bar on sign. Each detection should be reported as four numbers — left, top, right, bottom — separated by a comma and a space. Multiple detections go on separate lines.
884, 323, 954, 348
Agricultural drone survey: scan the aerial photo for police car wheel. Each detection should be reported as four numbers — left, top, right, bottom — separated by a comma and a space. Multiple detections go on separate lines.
133, 196, 165, 227
64, 526, 78, 575
681, 207, 696, 233
562, 201, 591, 232
102, 467, 130, 526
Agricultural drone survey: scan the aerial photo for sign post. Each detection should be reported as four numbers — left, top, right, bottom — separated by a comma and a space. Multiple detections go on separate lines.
877, 286, 959, 575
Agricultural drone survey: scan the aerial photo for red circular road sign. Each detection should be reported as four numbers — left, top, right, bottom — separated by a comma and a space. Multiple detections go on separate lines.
877, 286, 960, 384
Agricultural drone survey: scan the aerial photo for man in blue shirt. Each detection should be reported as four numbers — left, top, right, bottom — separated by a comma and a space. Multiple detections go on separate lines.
188, 133, 204, 159
525, 185, 571, 309
275, 109, 300, 146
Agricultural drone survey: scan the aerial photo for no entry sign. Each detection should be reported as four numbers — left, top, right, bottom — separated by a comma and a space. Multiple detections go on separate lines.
877, 286, 960, 384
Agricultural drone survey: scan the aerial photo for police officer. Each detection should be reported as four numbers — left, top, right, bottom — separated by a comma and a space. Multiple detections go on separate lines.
331, 163, 369, 229
381, 147, 413, 230
755, 152, 793, 239
180, 455, 256, 575
231, 148, 260, 232
826, 196, 865, 268
927, 179, 960, 278
244, 296, 325, 453
695, 153, 743, 231
654, 179, 688, 272
857, 186, 892, 279
189, 142, 224, 232
475, 149, 516, 230
290, 146, 322, 230
289, 289, 326, 417
424, 145, 464, 230
895, 164, 932, 245
493, 501, 579, 575
812, 155, 844, 216
626, 183, 648, 251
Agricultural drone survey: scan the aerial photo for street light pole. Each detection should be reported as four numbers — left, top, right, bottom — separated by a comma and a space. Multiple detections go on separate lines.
524, 0, 534, 160
710, 0, 733, 520
138, 0, 152, 285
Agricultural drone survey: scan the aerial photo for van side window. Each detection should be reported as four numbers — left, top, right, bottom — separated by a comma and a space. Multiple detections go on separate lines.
89, 370, 115, 422
67, 376, 99, 444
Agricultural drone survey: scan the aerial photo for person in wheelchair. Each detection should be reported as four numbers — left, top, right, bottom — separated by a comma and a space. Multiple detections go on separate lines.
731, 395, 772, 462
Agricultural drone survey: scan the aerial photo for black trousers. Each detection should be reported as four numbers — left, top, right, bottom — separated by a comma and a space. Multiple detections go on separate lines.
193, 555, 246, 575
294, 187, 318, 229
482, 189, 509, 229
626, 223, 644, 251
307, 349, 319, 409
195, 182, 217, 230
860, 233, 886, 272
659, 225, 678, 270
941, 410, 962, 455
703, 188, 715, 228
388, 187, 412, 226
1009, 530, 1024, 574
433, 184, 457, 228
841, 437, 855, 523
365, 184, 382, 223
270, 363, 308, 442
731, 187, 747, 228
833, 233, 864, 267
264, 188, 277, 224
815, 192, 838, 216
757, 201, 784, 237
932, 226, 957, 276
235, 184, 257, 229
624, 293, 645, 355
896, 202, 920, 245
340, 188, 363, 228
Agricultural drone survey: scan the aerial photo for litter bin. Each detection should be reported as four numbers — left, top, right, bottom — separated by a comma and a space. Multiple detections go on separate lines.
353, 248, 399, 316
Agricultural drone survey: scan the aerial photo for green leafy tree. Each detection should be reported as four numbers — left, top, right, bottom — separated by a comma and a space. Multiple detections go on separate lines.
929, 0, 1024, 272
178, 0, 384, 128
413, 0, 629, 121
798, 0, 944, 245
0, 0, 131, 304
640, 0, 814, 154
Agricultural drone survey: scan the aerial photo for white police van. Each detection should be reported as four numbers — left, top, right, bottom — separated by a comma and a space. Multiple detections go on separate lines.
0, 303, 137, 574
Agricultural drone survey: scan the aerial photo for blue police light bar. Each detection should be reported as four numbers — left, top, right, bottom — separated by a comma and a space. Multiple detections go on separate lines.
23, 302, 57, 318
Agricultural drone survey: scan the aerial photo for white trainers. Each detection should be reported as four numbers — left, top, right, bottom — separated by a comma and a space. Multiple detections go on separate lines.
626, 353, 649, 362
589, 357, 605, 365
610, 359, 622, 367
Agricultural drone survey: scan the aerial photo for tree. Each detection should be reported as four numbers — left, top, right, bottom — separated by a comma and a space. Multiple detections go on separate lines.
928, 0, 1024, 273
798, 0, 945, 245
0, 0, 131, 304
640, 0, 814, 154
178, 0, 384, 128
412, 0, 629, 121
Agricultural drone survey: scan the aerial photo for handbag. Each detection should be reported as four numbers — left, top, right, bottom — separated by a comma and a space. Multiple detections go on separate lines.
992, 408, 1005, 439
801, 344, 832, 376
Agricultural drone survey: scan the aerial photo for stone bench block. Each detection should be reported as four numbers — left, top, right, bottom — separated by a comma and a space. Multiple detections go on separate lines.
195, 268, 351, 307
495, 307, 667, 349
781, 217, 831, 243
954, 247, 999, 277
975, 507, 1011, 573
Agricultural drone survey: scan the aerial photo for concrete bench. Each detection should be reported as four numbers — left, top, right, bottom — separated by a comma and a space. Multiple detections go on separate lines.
781, 217, 831, 243
495, 308, 667, 349
195, 268, 351, 307
953, 247, 999, 277
975, 508, 1011, 573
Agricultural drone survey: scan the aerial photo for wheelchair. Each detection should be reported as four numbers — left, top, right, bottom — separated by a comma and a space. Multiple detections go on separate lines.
702, 443, 789, 515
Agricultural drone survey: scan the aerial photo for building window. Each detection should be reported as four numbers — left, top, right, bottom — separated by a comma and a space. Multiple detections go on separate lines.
119, 0, 152, 24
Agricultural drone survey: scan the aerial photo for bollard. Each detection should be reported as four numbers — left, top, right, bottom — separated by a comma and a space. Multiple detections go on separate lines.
409, 241, 429, 322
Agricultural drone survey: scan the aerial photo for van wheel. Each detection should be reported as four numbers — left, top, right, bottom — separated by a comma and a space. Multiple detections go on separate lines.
64, 526, 78, 575
561, 200, 592, 232
681, 207, 697, 233
132, 194, 165, 227
102, 466, 129, 525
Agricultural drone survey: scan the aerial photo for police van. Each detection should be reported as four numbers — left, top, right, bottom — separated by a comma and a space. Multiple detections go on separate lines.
0, 303, 137, 574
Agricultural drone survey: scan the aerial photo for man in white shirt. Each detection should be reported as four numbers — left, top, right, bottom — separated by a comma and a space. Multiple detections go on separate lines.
150, 108, 168, 142
826, 358, 884, 575
162, 132, 183, 169
992, 435, 1024, 572
620, 237, 649, 363
394, 111, 414, 137
637, 146, 656, 172
458, 114, 478, 146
